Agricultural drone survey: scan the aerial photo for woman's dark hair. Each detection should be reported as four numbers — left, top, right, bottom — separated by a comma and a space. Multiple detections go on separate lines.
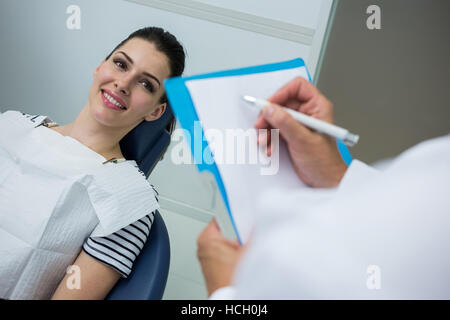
105, 27, 186, 135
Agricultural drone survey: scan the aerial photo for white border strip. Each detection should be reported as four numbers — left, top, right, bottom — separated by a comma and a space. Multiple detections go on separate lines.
125, 0, 315, 45
312, 0, 337, 84
159, 195, 214, 223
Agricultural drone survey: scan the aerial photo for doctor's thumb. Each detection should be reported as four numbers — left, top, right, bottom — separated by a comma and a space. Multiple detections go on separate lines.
262, 103, 311, 144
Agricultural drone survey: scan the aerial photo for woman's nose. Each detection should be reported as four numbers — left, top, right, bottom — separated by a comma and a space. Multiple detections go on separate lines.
114, 76, 132, 95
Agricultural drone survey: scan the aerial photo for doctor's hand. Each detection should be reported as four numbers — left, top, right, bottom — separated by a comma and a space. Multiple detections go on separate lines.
197, 218, 247, 296
254, 77, 347, 188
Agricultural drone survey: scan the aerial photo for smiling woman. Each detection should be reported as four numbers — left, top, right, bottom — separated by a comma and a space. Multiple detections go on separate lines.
53, 27, 185, 161
0, 27, 185, 300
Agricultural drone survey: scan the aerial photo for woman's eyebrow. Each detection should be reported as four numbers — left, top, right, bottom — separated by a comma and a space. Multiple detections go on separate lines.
116, 51, 161, 87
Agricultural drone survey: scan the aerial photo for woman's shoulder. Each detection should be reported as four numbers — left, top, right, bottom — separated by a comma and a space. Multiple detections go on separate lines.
119, 161, 159, 201
125, 162, 159, 201
87, 160, 160, 237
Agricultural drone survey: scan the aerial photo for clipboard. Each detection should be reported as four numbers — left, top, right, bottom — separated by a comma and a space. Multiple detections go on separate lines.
164, 58, 353, 244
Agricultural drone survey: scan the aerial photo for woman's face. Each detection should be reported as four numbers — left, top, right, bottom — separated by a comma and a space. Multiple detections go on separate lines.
89, 37, 171, 130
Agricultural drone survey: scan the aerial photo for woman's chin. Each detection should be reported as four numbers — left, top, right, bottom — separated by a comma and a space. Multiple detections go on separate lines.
90, 104, 116, 125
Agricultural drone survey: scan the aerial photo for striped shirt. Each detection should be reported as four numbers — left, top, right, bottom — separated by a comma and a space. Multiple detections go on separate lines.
82, 184, 160, 278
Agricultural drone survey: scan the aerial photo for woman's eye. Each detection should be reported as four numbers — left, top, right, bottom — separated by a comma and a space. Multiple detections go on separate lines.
141, 80, 155, 93
113, 58, 155, 93
114, 59, 127, 69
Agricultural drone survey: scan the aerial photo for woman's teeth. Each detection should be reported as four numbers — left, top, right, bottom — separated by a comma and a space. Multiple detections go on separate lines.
103, 91, 126, 110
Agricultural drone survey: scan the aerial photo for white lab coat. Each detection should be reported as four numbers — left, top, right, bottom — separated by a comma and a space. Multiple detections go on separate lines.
211, 134, 450, 299
0, 111, 159, 299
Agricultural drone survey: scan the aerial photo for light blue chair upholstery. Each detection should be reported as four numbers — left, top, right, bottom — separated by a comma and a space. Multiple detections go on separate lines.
106, 106, 173, 300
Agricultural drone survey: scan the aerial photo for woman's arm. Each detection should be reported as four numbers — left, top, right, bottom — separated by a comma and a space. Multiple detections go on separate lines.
52, 213, 155, 299
51, 250, 121, 300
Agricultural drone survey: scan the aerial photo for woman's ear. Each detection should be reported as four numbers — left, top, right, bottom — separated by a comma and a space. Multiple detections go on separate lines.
144, 103, 166, 122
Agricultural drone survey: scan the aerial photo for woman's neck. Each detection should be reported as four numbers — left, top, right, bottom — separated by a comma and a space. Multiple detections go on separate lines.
54, 104, 126, 160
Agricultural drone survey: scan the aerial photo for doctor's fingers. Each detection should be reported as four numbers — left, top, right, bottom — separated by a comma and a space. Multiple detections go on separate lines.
253, 99, 324, 133
254, 125, 272, 156
268, 76, 316, 108
255, 106, 312, 156
197, 219, 220, 242
197, 218, 238, 248
269, 77, 334, 123
261, 103, 314, 147
255, 104, 322, 157
254, 98, 302, 131
298, 94, 335, 124
197, 237, 240, 263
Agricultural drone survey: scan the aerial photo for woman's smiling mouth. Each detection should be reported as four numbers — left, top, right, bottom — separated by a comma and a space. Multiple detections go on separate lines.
101, 89, 127, 110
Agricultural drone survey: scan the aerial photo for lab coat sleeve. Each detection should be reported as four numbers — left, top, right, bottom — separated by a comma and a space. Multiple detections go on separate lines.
231, 135, 450, 299
337, 159, 379, 193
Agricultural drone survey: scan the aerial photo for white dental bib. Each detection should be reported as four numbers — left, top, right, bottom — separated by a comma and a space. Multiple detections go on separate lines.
0, 111, 159, 299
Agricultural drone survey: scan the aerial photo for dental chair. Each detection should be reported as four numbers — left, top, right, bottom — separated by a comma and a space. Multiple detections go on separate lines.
105, 106, 173, 300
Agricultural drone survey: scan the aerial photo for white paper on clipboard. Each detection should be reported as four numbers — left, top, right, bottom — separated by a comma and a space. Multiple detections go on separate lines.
185, 67, 310, 243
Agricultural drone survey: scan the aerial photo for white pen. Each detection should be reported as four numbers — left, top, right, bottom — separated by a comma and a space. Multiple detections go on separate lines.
242, 95, 359, 147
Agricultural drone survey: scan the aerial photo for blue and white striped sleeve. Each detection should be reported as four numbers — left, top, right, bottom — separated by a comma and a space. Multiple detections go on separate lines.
82, 212, 156, 277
